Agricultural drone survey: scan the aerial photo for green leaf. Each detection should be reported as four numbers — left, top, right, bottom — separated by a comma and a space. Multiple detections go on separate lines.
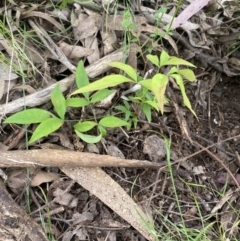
108, 62, 138, 81
146, 54, 159, 67
162, 57, 196, 67
90, 89, 114, 104
99, 116, 130, 128
142, 103, 151, 122
66, 98, 89, 107
71, 75, 133, 95
29, 117, 64, 143
159, 50, 170, 67
151, 74, 168, 114
4, 109, 53, 124
75, 130, 102, 144
167, 67, 178, 75
98, 125, 107, 136
171, 74, 197, 118
177, 69, 196, 82
139, 79, 153, 91
114, 105, 131, 121
51, 84, 66, 120
74, 121, 97, 132
76, 60, 89, 99
144, 100, 159, 111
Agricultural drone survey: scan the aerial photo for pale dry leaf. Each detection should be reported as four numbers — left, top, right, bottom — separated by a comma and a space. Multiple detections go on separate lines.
61, 167, 156, 241
220, 193, 239, 238
30, 170, 59, 186
72, 211, 94, 225
85, 36, 100, 63
7, 168, 59, 190
211, 188, 234, 214
221, 0, 240, 17
143, 135, 166, 162
101, 29, 117, 55
0, 63, 19, 81
59, 41, 94, 59
73, 14, 98, 41
106, 141, 125, 159
22, 11, 64, 31
53, 188, 76, 206
170, 0, 211, 30
86, 143, 99, 153
127, 43, 138, 74
50, 9, 71, 21
140, 6, 200, 30
0, 81, 4, 101
22, 40, 45, 64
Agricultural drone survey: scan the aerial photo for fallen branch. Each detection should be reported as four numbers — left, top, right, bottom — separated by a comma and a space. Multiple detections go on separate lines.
0, 149, 164, 168
0, 180, 48, 241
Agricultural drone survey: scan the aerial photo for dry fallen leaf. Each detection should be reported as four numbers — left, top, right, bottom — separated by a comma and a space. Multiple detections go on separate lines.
143, 134, 166, 162
61, 167, 156, 241
7, 168, 59, 193
59, 41, 93, 59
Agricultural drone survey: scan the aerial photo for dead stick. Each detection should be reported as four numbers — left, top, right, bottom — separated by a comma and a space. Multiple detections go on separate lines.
0, 150, 164, 168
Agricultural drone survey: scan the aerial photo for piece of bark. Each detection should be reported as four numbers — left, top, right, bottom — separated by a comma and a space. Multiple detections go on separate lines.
0, 149, 165, 168
0, 48, 128, 116
0, 180, 48, 241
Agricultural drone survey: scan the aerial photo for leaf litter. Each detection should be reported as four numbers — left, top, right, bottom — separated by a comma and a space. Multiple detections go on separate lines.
1, 0, 240, 240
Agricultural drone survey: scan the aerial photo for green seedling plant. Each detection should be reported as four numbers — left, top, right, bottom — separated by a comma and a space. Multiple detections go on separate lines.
71, 50, 197, 117
4, 50, 196, 144
4, 61, 130, 144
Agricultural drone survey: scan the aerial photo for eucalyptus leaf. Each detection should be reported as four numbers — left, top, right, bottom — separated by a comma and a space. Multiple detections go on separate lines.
4, 109, 53, 124
29, 117, 64, 143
